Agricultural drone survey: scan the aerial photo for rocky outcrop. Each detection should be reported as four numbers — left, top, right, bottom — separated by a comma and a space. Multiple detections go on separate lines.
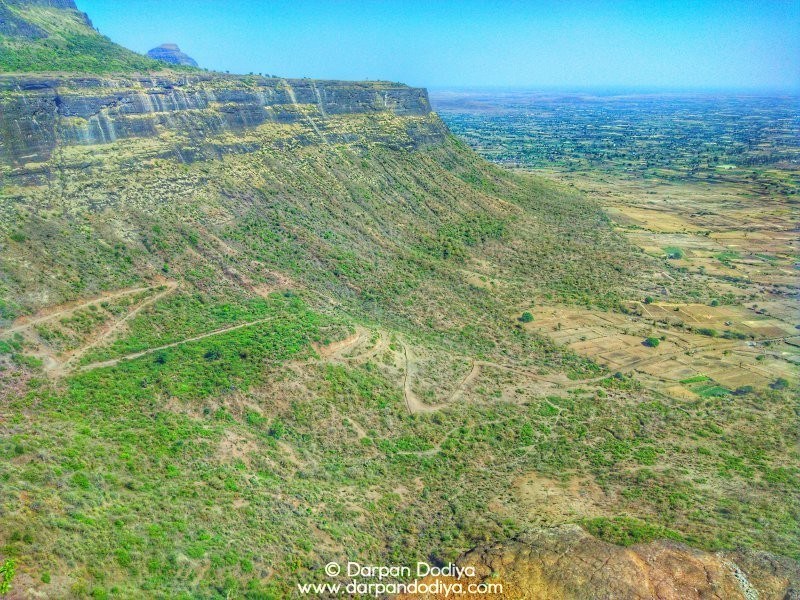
398, 526, 800, 599
0, 73, 441, 170
147, 43, 198, 67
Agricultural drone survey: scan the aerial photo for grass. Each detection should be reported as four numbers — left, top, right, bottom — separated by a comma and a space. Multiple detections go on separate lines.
693, 383, 731, 398
581, 517, 686, 547
0, 32, 162, 73
716, 251, 741, 266
78, 293, 296, 365
0, 66, 797, 597
2, 322, 798, 596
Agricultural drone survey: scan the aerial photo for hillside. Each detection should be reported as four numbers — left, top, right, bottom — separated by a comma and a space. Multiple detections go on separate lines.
0, 0, 171, 73
0, 1, 798, 599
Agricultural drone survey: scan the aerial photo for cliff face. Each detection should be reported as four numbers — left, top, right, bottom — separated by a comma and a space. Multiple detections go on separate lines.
0, 0, 442, 174
3, 0, 79, 9
0, 73, 442, 174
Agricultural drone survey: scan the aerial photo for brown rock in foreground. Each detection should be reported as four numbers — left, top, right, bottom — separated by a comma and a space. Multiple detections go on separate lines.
398, 526, 799, 599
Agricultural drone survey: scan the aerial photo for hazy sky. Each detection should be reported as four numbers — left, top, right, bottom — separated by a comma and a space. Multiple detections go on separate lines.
78, 0, 800, 91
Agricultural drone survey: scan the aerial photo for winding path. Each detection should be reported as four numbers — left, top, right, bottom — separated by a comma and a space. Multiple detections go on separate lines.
2, 284, 168, 336
61, 282, 178, 373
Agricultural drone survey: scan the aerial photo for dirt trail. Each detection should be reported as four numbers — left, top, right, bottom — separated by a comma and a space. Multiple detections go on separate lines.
345, 417, 368, 440
317, 327, 392, 363
314, 328, 617, 417
76, 316, 278, 373
317, 328, 368, 359
2, 284, 168, 336
446, 362, 481, 403
473, 360, 568, 385
60, 282, 178, 374
401, 342, 444, 414
2, 281, 179, 378
350, 330, 390, 362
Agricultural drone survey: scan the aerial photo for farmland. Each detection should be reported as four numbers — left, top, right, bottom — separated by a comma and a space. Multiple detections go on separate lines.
434, 90, 799, 399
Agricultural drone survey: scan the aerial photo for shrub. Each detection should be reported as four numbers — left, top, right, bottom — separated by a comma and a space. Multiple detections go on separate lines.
203, 347, 222, 360
519, 311, 534, 323
643, 337, 660, 348
0, 559, 15, 595
268, 419, 286, 439
770, 378, 789, 391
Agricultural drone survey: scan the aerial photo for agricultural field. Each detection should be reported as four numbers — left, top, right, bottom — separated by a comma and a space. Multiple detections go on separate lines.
434, 90, 799, 399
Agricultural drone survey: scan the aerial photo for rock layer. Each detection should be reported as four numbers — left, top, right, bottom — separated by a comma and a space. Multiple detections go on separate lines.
0, 73, 439, 168
398, 526, 799, 599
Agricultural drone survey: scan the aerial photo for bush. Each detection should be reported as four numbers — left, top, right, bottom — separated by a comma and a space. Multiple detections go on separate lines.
643, 337, 660, 348
203, 347, 222, 360
770, 378, 789, 391
519, 311, 534, 323
268, 419, 286, 439
0, 559, 15, 595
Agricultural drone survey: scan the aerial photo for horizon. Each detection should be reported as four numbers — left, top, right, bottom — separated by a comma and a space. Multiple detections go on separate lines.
77, 0, 800, 93
428, 85, 800, 96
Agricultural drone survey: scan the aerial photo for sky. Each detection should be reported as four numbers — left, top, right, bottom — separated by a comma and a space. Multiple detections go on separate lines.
77, 0, 800, 91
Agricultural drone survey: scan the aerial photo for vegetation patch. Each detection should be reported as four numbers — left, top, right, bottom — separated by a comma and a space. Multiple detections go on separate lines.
581, 517, 685, 547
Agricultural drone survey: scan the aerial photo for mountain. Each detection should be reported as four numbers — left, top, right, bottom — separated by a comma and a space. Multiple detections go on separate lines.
0, 0, 176, 73
0, 1, 797, 598
147, 43, 198, 67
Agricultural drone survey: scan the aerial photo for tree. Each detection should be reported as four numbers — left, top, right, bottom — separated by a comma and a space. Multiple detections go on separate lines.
770, 378, 789, 391
643, 337, 660, 348
0, 559, 15, 595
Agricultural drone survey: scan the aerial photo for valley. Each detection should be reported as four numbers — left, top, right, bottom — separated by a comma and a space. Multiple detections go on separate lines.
0, 1, 797, 598
435, 89, 798, 406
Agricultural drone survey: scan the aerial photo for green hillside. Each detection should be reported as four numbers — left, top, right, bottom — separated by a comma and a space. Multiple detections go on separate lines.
0, 0, 180, 73
0, 1, 797, 598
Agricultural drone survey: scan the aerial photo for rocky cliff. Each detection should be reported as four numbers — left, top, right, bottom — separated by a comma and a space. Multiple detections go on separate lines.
0, 0, 443, 175
0, 72, 443, 178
